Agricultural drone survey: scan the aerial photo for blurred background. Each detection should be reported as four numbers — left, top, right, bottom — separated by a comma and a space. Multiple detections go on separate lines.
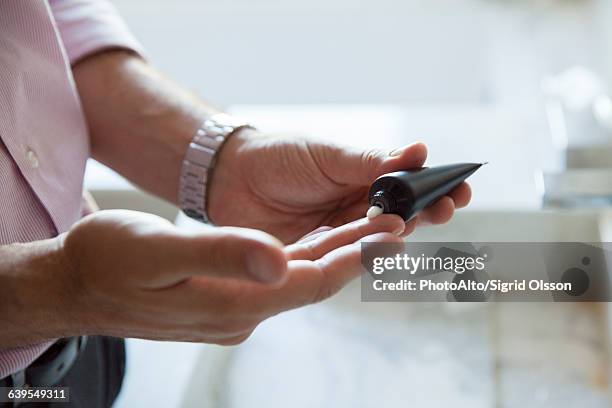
89, 0, 612, 212
114, 0, 611, 107
92, 0, 612, 406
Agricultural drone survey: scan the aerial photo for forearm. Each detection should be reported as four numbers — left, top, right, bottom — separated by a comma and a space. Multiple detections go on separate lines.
0, 239, 76, 347
72, 50, 218, 204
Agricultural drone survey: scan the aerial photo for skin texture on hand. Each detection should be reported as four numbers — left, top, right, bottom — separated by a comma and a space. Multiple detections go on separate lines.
0, 210, 404, 347
208, 130, 472, 243
53, 210, 403, 345
1, 210, 403, 346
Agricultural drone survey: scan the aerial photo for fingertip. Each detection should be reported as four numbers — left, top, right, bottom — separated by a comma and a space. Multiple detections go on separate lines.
222, 227, 288, 284
409, 141, 428, 160
399, 218, 418, 238
402, 142, 428, 167
381, 142, 428, 173
383, 232, 404, 244
449, 182, 472, 209
421, 196, 455, 225
364, 213, 405, 235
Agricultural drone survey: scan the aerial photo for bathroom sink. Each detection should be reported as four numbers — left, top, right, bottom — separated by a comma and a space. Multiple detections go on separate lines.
180, 210, 611, 408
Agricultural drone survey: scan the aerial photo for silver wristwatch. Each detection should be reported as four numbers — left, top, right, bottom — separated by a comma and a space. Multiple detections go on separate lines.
179, 113, 252, 223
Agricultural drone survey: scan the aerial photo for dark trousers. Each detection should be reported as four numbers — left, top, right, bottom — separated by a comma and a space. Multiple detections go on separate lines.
13, 337, 126, 408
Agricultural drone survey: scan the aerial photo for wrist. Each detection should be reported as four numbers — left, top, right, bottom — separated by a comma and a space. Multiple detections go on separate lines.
178, 113, 255, 223
215, 126, 259, 165
205, 126, 262, 224
0, 238, 80, 346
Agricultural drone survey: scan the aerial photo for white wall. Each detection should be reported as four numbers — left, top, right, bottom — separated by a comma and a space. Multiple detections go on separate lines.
112, 0, 609, 108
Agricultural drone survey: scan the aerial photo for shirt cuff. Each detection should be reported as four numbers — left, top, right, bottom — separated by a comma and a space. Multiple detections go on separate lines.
49, 0, 147, 65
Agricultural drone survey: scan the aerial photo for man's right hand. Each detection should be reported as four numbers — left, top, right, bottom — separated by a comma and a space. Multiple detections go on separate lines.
4, 210, 404, 346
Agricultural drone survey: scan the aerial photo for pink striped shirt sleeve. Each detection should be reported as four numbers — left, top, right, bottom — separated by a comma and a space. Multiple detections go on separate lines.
50, 0, 146, 65
0, 0, 144, 380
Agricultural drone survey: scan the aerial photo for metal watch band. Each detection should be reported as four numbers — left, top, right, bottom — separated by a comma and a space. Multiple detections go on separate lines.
179, 113, 252, 223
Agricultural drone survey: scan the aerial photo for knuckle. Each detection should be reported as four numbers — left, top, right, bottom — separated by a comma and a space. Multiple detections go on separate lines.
361, 148, 384, 179
302, 240, 319, 261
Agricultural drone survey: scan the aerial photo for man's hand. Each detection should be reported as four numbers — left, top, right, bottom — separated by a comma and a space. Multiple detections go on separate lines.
1, 210, 404, 346
208, 130, 472, 243
72, 53, 470, 245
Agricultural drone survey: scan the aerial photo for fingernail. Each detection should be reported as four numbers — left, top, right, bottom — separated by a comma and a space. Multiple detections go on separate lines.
393, 224, 405, 236
389, 147, 404, 157
247, 251, 283, 284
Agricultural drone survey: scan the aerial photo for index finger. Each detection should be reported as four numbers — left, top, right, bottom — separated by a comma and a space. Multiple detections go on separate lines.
285, 214, 404, 261
255, 231, 404, 316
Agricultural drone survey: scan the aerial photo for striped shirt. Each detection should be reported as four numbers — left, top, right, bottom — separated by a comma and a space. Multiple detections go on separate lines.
0, 0, 142, 379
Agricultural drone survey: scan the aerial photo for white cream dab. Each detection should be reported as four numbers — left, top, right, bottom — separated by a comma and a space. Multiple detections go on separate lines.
366, 205, 384, 219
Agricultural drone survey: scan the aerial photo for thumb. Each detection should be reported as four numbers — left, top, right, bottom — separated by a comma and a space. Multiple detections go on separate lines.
165, 227, 288, 285
329, 142, 428, 186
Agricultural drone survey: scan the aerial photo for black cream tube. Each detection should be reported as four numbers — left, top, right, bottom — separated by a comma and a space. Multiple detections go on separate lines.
367, 163, 485, 221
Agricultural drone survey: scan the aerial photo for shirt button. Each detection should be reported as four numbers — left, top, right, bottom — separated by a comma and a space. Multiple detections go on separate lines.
26, 148, 39, 168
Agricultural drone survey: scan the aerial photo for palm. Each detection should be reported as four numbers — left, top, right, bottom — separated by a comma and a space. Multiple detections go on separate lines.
209, 135, 366, 242
188, 215, 406, 318
208, 131, 470, 244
